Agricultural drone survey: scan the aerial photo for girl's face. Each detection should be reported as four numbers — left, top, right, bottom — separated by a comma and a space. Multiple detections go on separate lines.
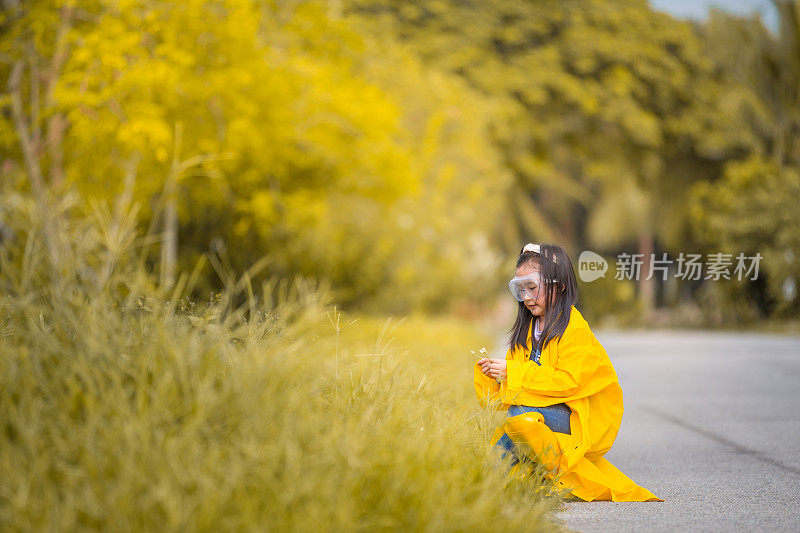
515, 261, 562, 317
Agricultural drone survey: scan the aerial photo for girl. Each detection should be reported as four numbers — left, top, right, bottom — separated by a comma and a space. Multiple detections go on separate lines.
475, 243, 660, 502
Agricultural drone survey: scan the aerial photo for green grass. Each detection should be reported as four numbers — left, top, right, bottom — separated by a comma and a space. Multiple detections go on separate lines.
0, 190, 564, 531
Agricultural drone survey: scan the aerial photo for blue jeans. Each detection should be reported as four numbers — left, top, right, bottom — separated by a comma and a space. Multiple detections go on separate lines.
495, 403, 571, 465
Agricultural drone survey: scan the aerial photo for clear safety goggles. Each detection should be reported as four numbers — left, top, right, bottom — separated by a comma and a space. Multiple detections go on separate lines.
508, 274, 556, 302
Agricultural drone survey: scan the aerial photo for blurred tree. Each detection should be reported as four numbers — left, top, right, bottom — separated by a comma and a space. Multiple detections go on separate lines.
0, 0, 76, 264
8, 0, 791, 319
344, 0, 749, 313
0, 0, 508, 311
690, 1, 800, 318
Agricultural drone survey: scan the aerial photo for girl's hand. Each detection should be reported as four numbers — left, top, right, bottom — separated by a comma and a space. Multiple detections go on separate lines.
478, 358, 507, 381
477, 357, 492, 377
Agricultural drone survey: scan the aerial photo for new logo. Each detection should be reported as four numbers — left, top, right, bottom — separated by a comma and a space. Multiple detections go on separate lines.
578, 250, 608, 282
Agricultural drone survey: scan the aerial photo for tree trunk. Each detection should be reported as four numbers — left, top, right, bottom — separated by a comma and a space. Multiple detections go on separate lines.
639, 232, 655, 314
8, 61, 46, 198
161, 195, 178, 289
8, 60, 59, 264
160, 125, 183, 289
43, 7, 73, 188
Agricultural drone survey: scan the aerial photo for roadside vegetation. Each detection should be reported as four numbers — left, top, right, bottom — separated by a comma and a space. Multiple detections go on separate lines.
0, 191, 564, 531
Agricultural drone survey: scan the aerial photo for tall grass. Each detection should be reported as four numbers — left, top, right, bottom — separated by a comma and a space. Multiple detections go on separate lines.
0, 188, 563, 531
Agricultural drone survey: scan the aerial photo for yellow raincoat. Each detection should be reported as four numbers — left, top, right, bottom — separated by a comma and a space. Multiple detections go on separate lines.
475, 305, 661, 502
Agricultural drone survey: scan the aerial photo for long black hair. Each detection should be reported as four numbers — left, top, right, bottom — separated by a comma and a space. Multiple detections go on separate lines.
507, 243, 580, 355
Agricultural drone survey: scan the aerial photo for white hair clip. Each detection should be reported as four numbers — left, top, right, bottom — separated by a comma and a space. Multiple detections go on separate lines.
521, 242, 557, 263
522, 243, 540, 254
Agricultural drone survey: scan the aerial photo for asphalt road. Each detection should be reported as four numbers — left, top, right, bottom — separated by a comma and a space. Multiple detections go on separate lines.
553, 329, 800, 532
